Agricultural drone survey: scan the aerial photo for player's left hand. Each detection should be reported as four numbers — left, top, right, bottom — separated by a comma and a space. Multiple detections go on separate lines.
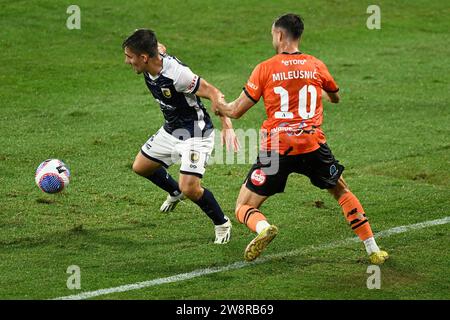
220, 117, 240, 152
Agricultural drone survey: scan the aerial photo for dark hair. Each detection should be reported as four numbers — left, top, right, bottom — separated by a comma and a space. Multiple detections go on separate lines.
122, 29, 158, 57
273, 13, 304, 40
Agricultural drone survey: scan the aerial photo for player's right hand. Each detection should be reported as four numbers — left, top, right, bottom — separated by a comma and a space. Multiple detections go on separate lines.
213, 95, 227, 116
157, 42, 167, 54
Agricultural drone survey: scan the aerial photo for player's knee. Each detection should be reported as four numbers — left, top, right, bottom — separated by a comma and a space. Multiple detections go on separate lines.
179, 183, 202, 201
132, 161, 145, 176
132, 160, 157, 177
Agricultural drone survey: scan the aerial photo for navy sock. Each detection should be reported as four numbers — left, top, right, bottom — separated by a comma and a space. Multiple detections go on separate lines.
194, 188, 227, 225
145, 167, 181, 197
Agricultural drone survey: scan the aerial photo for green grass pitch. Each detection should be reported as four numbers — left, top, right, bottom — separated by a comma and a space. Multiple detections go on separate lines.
0, 0, 449, 300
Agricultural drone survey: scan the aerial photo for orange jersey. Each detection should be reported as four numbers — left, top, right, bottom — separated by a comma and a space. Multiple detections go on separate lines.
244, 53, 339, 155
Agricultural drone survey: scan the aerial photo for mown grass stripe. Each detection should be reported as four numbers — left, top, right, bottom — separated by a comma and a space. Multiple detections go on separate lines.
53, 216, 450, 300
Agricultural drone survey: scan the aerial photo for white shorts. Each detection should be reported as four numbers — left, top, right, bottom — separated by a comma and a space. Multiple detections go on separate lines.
140, 127, 215, 178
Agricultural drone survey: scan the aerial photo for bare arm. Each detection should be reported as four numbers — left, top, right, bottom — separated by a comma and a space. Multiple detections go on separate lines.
216, 91, 255, 119
196, 79, 240, 151
195, 78, 223, 105
195, 78, 233, 122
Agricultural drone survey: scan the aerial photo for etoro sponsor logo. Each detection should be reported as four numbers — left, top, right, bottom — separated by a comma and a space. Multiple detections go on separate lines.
281, 59, 306, 66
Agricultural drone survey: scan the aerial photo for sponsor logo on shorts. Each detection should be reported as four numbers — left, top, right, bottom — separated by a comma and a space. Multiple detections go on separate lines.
250, 169, 266, 186
190, 151, 200, 164
330, 164, 337, 177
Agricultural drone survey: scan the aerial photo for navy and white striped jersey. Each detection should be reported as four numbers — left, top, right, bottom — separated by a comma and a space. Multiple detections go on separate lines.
143, 54, 213, 139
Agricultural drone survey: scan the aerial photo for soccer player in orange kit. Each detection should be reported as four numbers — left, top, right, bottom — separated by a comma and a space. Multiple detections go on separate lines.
215, 13, 389, 264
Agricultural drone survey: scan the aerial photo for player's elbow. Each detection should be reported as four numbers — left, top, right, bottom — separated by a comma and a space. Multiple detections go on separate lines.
330, 96, 340, 104
328, 92, 340, 104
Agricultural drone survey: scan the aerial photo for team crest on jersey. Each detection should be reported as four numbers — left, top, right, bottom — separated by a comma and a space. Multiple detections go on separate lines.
190, 151, 200, 163
161, 87, 172, 98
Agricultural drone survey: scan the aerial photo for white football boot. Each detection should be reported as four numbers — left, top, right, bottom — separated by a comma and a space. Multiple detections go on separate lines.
159, 193, 185, 213
214, 217, 232, 244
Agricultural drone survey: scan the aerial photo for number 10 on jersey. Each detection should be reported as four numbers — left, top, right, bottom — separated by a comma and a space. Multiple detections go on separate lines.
274, 85, 317, 119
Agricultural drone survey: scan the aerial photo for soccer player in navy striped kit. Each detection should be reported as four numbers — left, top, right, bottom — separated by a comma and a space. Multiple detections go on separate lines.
122, 29, 239, 244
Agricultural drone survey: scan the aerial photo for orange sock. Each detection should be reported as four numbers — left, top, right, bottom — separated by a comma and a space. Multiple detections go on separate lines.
338, 192, 373, 241
236, 205, 267, 233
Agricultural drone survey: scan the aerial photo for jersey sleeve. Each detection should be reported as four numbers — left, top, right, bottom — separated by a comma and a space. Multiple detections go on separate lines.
316, 60, 339, 93
173, 64, 201, 94
243, 63, 264, 104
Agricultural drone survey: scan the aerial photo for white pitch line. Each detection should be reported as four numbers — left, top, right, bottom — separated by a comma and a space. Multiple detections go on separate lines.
53, 216, 450, 300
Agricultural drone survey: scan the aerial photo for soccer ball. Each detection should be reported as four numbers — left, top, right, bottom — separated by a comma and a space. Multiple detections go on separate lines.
35, 159, 71, 193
